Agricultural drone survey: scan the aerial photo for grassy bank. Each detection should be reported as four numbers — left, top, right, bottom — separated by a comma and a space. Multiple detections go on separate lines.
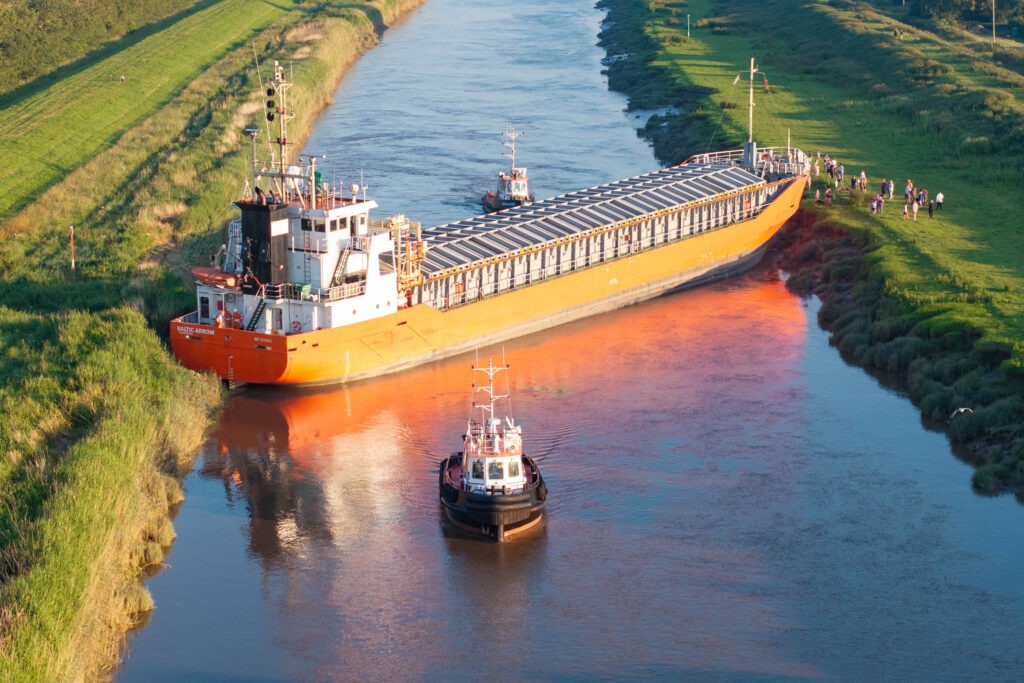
600, 0, 1024, 494
0, 0, 424, 678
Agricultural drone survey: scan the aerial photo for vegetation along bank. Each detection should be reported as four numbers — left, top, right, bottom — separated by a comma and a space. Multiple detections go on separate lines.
0, 0, 424, 679
598, 0, 1024, 495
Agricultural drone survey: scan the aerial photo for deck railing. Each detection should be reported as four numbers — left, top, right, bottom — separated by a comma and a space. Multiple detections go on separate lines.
426, 196, 775, 311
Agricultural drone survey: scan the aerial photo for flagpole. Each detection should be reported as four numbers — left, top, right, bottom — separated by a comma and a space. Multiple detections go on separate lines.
748, 56, 755, 144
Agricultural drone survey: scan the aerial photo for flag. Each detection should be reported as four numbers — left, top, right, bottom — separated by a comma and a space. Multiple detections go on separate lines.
732, 73, 741, 86
763, 75, 770, 92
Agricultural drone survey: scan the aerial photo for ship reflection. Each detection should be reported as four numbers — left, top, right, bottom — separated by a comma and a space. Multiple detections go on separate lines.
195, 268, 809, 570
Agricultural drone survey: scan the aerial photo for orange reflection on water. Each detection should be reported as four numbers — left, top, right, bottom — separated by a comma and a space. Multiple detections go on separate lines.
198, 272, 821, 681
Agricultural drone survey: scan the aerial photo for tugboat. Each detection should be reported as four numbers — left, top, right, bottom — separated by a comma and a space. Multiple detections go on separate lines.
481, 123, 535, 213
439, 360, 547, 541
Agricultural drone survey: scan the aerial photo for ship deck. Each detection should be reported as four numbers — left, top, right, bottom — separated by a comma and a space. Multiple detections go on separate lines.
420, 161, 768, 276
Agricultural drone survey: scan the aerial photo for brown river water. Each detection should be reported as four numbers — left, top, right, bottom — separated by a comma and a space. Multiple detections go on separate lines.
118, 0, 1024, 680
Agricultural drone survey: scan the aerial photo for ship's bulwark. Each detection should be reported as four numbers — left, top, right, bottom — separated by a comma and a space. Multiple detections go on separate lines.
170, 177, 805, 385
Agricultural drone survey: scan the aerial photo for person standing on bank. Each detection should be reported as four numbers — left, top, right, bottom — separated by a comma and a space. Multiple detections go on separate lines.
928, 200, 934, 218
935, 191, 944, 210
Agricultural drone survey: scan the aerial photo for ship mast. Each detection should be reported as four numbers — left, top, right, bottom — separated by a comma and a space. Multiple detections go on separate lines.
742, 56, 759, 170
472, 360, 510, 438
747, 56, 757, 144
253, 60, 327, 209
263, 61, 295, 199
501, 123, 524, 170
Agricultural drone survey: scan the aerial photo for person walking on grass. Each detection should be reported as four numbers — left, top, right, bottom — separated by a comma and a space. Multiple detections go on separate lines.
912, 198, 920, 221
888, 178, 894, 199
903, 201, 909, 219
928, 200, 934, 218
936, 191, 944, 210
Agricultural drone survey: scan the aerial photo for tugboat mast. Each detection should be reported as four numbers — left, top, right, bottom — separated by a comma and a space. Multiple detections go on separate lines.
472, 359, 511, 435
501, 123, 524, 170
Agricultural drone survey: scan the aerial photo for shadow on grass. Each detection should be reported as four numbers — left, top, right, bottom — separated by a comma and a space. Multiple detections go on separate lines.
0, 0, 224, 109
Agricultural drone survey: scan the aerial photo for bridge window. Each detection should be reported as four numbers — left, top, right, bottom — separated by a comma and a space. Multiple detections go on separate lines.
471, 459, 483, 479
488, 461, 505, 480
200, 296, 209, 319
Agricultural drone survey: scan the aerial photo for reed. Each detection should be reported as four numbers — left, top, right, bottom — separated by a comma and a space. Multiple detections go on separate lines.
600, 0, 1024, 494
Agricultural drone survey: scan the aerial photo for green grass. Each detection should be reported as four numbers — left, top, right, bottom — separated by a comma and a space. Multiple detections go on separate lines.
0, 0, 292, 221
601, 0, 1024, 493
0, 0, 426, 678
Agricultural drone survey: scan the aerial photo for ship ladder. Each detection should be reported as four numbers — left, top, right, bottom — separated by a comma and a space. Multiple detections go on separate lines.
245, 299, 267, 331
303, 234, 313, 283
331, 249, 351, 287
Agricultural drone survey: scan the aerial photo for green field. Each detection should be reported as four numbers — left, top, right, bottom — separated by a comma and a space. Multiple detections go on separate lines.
600, 0, 1024, 493
0, 0, 423, 678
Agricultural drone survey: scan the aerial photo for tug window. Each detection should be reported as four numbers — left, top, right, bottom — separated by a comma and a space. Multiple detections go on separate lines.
199, 296, 210, 320
509, 460, 520, 478
471, 459, 483, 479
488, 461, 504, 480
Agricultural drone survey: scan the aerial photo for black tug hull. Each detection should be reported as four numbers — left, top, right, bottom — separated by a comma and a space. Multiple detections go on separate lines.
481, 195, 534, 214
439, 454, 547, 541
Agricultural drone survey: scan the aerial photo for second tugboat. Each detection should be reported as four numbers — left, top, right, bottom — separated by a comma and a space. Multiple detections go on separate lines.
481, 123, 535, 213
439, 360, 546, 541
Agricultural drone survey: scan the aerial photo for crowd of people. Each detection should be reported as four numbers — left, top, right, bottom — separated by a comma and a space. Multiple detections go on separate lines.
811, 152, 945, 221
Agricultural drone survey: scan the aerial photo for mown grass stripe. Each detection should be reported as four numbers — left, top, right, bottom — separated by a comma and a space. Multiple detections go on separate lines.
0, 0, 291, 220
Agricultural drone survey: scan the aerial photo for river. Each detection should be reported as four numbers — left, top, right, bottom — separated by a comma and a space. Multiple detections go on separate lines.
117, 0, 1024, 680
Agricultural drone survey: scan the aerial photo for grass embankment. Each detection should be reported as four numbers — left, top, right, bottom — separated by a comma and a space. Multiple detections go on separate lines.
599, 0, 1024, 495
0, 0, 424, 678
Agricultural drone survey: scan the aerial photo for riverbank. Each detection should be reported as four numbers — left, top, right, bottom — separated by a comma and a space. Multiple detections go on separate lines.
598, 0, 1024, 495
0, 0, 424, 679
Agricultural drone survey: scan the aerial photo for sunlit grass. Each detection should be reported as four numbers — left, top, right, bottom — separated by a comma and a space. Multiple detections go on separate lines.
601, 0, 1024, 491
0, 0, 426, 678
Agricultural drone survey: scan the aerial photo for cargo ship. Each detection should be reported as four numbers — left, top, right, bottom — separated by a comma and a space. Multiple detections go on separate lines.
481, 123, 535, 213
439, 359, 546, 542
170, 57, 809, 386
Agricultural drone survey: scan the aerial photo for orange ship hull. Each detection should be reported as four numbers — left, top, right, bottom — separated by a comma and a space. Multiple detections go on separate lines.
170, 176, 805, 385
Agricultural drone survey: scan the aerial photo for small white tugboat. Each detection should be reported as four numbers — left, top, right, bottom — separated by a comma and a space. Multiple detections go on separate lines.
439, 359, 547, 541
481, 123, 535, 213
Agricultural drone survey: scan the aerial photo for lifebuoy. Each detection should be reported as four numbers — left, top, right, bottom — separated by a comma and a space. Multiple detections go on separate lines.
291, 320, 302, 333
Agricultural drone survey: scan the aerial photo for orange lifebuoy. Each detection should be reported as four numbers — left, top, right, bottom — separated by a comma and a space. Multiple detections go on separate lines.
291, 320, 302, 334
